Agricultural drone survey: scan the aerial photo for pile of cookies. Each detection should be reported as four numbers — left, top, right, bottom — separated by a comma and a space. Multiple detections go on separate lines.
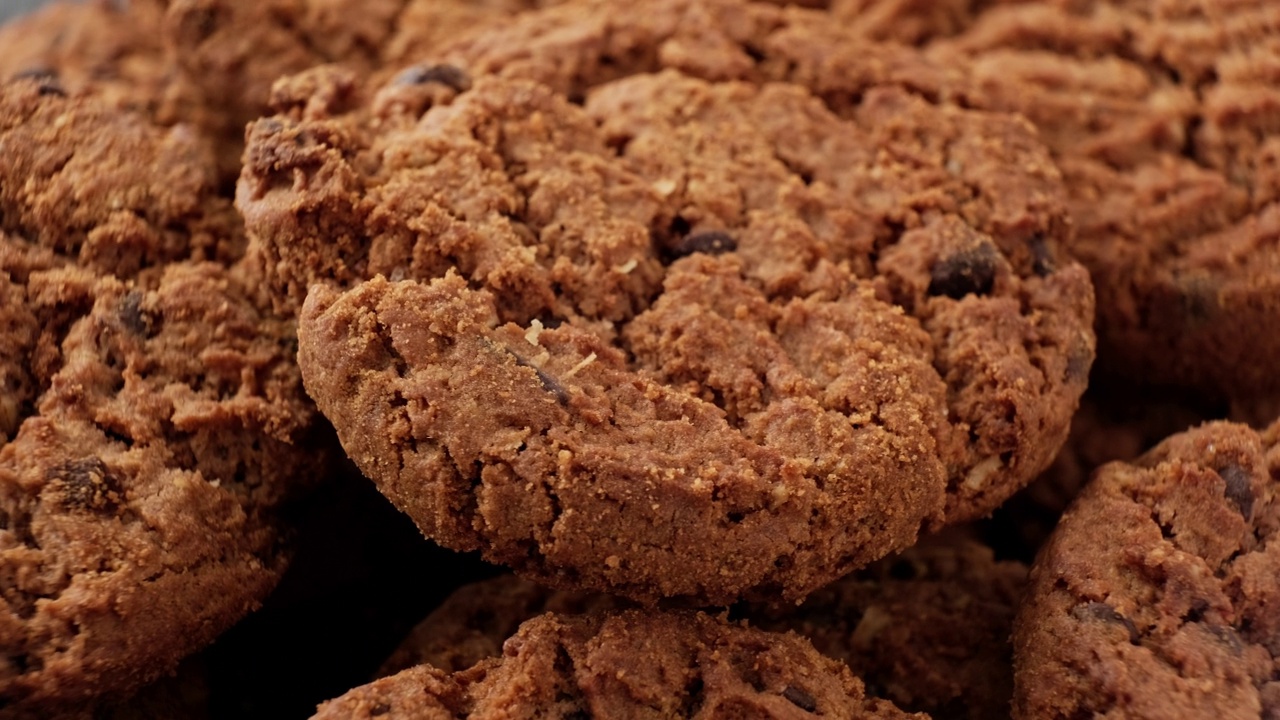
0, 0, 1276, 718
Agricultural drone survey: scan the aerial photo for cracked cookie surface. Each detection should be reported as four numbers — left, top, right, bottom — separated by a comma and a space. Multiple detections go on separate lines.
844, 0, 1280, 407
0, 82, 322, 715
1013, 420, 1280, 719
270, 5, 1093, 603
315, 609, 925, 720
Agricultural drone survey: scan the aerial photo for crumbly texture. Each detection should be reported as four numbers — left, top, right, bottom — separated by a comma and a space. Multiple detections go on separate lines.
315, 610, 926, 719
0, 72, 322, 715
384, 537, 1025, 719
163, 0, 554, 180
379, 575, 622, 678
0, 0, 546, 184
0, 79, 243, 275
885, 0, 1280, 406
752, 532, 1027, 720
1013, 420, 1280, 719
0, 257, 321, 714
0, 0, 186, 124
991, 388, 1215, 556
273, 25, 1091, 603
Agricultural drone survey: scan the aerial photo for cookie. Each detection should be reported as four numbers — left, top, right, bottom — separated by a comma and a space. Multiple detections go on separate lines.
0, 77, 243, 276
987, 387, 1215, 558
752, 532, 1027, 720
0, 0, 185, 124
379, 575, 621, 678
1013, 420, 1280, 719
382, 536, 1024, 719
0, 254, 323, 714
0, 81, 323, 714
315, 609, 925, 719
163, 0, 553, 180
263, 11, 1090, 603
869, 0, 1280, 408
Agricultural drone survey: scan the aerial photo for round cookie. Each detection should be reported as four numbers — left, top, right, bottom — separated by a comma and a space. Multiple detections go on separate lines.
1013, 420, 1280, 719
315, 609, 926, 719
751, 532, 1027, 720
378, 575, 622, 678
856, 0, 1280, 409
0, 254, 323, 715
251, 0, 1092, 605
381, 537, 1025, 719
0, 80, 324, 714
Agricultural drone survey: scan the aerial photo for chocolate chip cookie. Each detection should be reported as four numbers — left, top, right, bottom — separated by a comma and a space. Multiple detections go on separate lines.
875, 0, 1280, 409
1013, 420, 1280, 719
316, 609, 925, 719
379, 575, 620, 678
252, 0, 1092, 605
0, 78, 243, 276
382, 536, 1024, 719
0, 78, 323, 715
0, 0, 184, 125
752, 532, 1027, 720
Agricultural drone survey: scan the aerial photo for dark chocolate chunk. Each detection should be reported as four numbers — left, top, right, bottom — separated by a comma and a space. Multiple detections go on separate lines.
45, 458, 124, 513
1218, 464, 1254, 518
510, 353, 569, 406
1071, 601, 1140, 645
782, 685, 818, 712
667, 231, 737, 259
1204, 624, 1245, 657
1028, 234, 1055, 277
12, 68, 65, 97
393, 64, 472, 93
119, 291, 148, 336
927, 244, 998, 300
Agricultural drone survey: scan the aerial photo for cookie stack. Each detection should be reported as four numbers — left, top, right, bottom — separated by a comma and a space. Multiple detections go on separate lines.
0, 0, 1276, 718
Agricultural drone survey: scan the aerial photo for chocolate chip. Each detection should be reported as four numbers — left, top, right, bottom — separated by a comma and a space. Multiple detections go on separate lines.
369, 704, 391, 716
1070, 597, 1141, 640
12, 67, 57, 82
1065, 344, 1092, 383
1071, 602, 1140, 645
510, 353, 568, 406
1204, 624, 1245, 657
1028, 234, 1055, 277
927, 244, 998, 300
46, 458, 124, 513
12, 68, 65, 97
119, 291, 149, 335
393, 64, 471, 92
782, 685, 817, 712
667, 231, 737, 259
1218, 464, 1254, 518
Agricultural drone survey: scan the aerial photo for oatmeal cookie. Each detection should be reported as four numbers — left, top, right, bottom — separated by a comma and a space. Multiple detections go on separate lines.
262, 7, 1091, 602
1013, 420, 1280, 719
316, 609, 925, 719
